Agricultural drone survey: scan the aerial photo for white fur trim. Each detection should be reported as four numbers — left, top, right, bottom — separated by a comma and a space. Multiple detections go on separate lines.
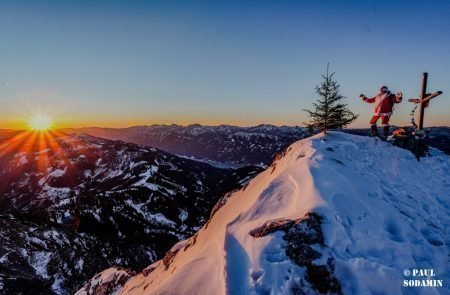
373, 91, 391, 115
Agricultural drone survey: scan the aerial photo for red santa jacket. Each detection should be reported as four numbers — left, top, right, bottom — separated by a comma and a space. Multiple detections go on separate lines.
362, 91, 402, 116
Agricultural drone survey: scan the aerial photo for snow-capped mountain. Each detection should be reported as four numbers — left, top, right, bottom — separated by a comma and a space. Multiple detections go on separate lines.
0, 131, 261, 294
78, 132, 450, 295
61, 124, 307, 166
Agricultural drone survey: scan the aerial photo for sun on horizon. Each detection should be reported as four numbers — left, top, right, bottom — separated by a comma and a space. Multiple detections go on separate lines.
28, 114, 54, 131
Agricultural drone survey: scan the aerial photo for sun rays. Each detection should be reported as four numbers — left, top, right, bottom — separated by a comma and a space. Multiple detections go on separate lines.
28, 114, 54, 131
0, 129, 73, 174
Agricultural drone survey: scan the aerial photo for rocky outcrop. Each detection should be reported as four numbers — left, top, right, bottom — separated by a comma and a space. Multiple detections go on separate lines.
250, 213, 342, 295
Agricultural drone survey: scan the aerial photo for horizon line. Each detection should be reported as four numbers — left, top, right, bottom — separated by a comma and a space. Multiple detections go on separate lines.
2, 123, 450, 132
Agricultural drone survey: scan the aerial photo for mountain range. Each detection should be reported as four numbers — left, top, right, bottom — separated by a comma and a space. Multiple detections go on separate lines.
61, 124, 307, 166
62, 125, 450, 165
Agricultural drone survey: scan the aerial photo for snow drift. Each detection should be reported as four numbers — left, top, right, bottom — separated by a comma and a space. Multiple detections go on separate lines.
77, 132, 450, 294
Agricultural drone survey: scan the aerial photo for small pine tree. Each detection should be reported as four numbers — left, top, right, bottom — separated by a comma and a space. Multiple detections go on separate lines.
303, 64, 358, 133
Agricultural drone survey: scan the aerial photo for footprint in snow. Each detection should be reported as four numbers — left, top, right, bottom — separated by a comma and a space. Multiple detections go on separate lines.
383, 216, 404, 243
420, 228, 444, 247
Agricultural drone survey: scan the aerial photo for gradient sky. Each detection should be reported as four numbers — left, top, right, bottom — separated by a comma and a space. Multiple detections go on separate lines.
0, 0, 449, 129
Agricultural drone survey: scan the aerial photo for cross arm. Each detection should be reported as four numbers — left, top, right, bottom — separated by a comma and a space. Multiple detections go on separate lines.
422, 91, 443, 103
408, 91, 443, 104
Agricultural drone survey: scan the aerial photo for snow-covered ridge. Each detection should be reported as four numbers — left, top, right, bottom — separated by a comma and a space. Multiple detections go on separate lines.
78, 132, 450, 295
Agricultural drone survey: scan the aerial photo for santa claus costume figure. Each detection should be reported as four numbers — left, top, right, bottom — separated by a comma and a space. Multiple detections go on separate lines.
360, 86, 403, 137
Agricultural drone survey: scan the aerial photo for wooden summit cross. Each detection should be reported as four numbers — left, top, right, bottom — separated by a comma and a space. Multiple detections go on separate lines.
407, 72, 443, 160
408, 72, 443, 134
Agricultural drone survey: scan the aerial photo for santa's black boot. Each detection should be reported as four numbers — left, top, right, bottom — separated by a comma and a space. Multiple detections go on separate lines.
370, 125, 378, 137
383, 125, 390, 137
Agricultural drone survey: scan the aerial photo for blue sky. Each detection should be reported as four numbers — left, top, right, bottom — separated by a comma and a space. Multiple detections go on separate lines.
0, 0, 449, 128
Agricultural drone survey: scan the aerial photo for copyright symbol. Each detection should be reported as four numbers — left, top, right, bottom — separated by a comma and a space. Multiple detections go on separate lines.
403, 269, 410, 276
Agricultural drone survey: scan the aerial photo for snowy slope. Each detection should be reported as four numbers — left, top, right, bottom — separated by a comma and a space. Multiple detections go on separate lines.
78, 132, 450, 295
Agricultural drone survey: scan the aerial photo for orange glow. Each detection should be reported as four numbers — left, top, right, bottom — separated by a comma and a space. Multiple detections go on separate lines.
0, 129, 75, 176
